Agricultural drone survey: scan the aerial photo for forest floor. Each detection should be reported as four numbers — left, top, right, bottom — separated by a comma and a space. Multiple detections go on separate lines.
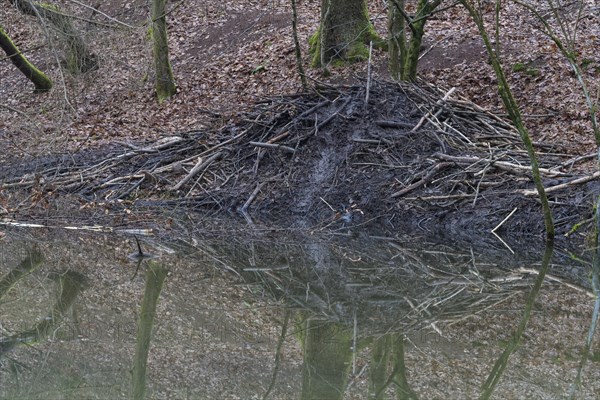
1, 0, 600, 243
1, 4, 599, 398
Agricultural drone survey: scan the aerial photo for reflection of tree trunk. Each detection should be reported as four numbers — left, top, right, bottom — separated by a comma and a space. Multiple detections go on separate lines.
0, 25, 52, 92
370, 334, 417, 399
131, 262, 168, 400
151, 0, 176, 103
480, 242, 554, 399
0, 270, 87, 354
262, 309, 290, 400
369, 336, 390, 400
300, 318, 352, 400
571, 205, 600, 396
9, 0, 97, 73
393, 336, 417, 400
0, 249, 45, 300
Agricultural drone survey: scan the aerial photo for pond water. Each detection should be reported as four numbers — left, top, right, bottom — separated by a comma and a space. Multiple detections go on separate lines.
0, 226, 599, 399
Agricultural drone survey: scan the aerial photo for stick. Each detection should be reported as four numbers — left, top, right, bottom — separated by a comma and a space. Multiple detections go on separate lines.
266, 131, 289, 144
412, 87, 456, 132
491, 231, 515, 254
491, 207, 518, 233
319, 196, 336, 211
249, 141, 296, 154
517, 267, 594, 297
172, 151, 222, 191
375, 120, 415, 129
365, 41, 373, 112
0, 220, 153, 235
297, 100, 331, 119
240, 182, 265, 213
522, 171, 600, 196
391, 162, 453, 198
315, 96, 351, 132
154, 129, 247, 175
434, 153, 571, 177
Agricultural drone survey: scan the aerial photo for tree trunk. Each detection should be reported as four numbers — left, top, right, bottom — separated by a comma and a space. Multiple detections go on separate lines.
291, 0, 308, 90
0, 24, 52, 92
310, 0, 383, 68
388, 0, 441, 82
9, 0, 98, 74
388, 0, 406, 80
151, 0, 176, 104
461, 0, 555, 239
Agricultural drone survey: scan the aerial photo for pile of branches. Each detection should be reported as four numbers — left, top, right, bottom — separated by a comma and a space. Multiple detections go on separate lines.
1, 80, 597, 234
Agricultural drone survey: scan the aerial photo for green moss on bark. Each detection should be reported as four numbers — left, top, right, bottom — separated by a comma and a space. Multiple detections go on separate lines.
10, 0, 98, 74
309, 0, 385, 68
151, 0, 176, 103
0, 24, 52, 92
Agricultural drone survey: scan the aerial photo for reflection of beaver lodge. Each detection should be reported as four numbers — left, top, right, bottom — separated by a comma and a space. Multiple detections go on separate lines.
204, 233, 589, 336
3, 80, 597, 239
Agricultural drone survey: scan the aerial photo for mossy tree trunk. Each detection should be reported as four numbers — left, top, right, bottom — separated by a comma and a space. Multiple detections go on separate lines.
310, 0, 383, 68
9, 0, 98, 74
388, 0, 442, 81
151, 0, 176, 104
461, 0, 555, 240
388, 0, 406, 81
0, 24, 52, 92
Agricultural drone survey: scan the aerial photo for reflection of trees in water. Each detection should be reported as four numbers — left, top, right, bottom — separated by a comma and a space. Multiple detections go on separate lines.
209, 235, 586, 398
131, 261, 168, 400
291, 315, 417, 400
298, 317, 353, 400
0, 248, 88, 354
0, 246, 169, 400
0, 249, 44, 301
480, 243, 553, 399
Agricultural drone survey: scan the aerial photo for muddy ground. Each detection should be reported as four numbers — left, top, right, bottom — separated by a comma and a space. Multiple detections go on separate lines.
1, 80, 597, 249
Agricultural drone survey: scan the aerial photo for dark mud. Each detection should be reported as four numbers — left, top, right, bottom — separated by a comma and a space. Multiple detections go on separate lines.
1, 81, 598, 244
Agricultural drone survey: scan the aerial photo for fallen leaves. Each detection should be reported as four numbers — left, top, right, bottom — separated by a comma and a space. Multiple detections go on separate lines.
0, 0, 599, 162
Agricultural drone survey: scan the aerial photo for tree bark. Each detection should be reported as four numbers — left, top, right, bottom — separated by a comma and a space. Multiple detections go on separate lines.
291, 0, 308, 90
0, 24, 52, 92
461, 0, 555, 239
388, 0, 406, 80
310, 0, 383, 68
151, 0, 176, 104
9, 0, 98, 73
388, 0, 441, 81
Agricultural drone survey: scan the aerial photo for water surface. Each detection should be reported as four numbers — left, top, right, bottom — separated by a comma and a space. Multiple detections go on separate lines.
0, 227, 598, 399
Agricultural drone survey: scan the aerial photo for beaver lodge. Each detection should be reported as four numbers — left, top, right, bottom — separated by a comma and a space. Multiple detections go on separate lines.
1, 80, 598, 244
